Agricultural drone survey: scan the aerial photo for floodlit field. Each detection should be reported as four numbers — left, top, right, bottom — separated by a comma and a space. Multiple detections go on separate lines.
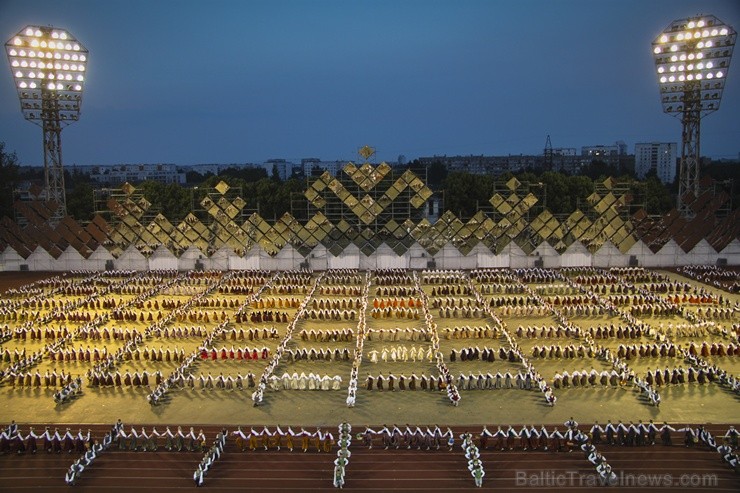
0, 268, 737, 427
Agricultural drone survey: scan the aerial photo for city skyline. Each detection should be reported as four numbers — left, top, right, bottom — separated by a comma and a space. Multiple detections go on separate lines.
1, 0, 739, 167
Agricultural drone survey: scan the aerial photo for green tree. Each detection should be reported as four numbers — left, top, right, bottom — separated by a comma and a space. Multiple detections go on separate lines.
442, 171, 494, 219
137, 180, 193, 223
186, 170, 212, 184
566, 175, 595, 212
66, 182, 95, 222
539, 171, 570, 214
644, 176, 674, 214
220, 166, 268, 182
0, 142, 20, 219
426, 160, 448, 188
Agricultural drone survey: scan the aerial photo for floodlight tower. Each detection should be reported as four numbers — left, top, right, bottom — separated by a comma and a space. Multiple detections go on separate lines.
5, 25, 89, 223
652, 15, 735, 217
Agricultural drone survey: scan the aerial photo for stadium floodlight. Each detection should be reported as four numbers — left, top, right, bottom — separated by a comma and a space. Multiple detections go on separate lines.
652, 15, 736, 217
5, 25, 89, 223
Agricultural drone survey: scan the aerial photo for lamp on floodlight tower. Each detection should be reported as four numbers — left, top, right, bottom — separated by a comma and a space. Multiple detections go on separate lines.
5, 25, 89, 224
652, 15, 736, 217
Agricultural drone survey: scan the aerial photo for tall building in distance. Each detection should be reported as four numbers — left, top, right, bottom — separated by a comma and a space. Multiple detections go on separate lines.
634, 142, 677, 184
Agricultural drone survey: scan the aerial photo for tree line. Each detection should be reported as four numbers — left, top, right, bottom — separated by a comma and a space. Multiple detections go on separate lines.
1, 142, 735, 225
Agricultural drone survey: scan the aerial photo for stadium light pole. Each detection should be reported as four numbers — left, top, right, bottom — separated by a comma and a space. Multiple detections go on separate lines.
652, 15, 735, 217
5, 25, 89, 224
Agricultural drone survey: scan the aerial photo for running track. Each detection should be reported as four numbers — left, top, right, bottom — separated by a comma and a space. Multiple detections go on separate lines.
0, 424, 737, 492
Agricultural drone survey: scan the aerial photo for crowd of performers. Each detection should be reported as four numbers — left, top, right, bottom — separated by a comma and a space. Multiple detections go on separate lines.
199, 345, 270, 361
359, 424, 455, 450
299, 328, 354, 342
365, 327, 435, 341
147, 353, 198, 405
65, 424, 115, 486
268, 372, 342, 390
285, 347, 352, 362
1, 422, 92, 455
3, 367, 77, 389
367, 345, 435, 363
53, 375, 83, 404
1, 420, 737, 487
514, 324, 645, 340
677, 265, 740, 293
363, 369, 562, 392
333, 423, 352, 488
193, 429, 227, 487
365, 372, 463, 391
552, 368, 628, 389
4, 420, 735, 457
0, 266, 737, 418
461, 432, 485, 487
231, 425, 336, 452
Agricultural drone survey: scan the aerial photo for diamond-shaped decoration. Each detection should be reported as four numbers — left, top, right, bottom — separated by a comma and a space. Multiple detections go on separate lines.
137, 197, 151, 211
410, 195, 426, 209
312, 196, 326, 209
343, 162, 358, 176
121, 182, 136, 196
359, 145, 375, 160
304, 186, 320, 202
489, 193, 505, 208
416, 187, 433, 202
521, 193, 538, 209
214, 181, 230, 195
201, 196, 215, 210
506, 177, 521, 191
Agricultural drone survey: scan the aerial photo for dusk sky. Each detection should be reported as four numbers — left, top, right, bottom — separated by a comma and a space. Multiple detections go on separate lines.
1, 0, 739, 167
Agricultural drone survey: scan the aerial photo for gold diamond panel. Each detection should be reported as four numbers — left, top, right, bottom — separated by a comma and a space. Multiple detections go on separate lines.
1, 160, 670, 261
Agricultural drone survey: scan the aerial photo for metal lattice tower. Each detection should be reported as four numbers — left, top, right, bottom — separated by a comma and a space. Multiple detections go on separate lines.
544, 134, 553, 171
5, 25, 89, 224
652, 15, 736, 217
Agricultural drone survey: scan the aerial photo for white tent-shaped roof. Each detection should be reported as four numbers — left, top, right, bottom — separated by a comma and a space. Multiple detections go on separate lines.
475, 242, 510, 268
718, 238, 740, 265
53, 245, 85, 271
328, 243, 360, 270
649, 239, 682, 267
407, 242, 430, 270
237, 244, 261, 270
359, 247, 377, 271
685, 239, 718, 266
561, 240, 592, 267
88, 245, 116, 271
375, 243, 409, 270
592, 240, 629, 268
27, 246, 55, 271
260, 243, 302, 271
206, 246, 236, 271
307, 244, 328, 271
458, 243, 480, 270
178, 245, 206, 271
626, 240, 653, 267
149, 245, 179, 271
0, 246, 24, 271
504, 242, 529, 268
433, 242, 465, 270
532, 241, 561, 268
115, 245, 148, 271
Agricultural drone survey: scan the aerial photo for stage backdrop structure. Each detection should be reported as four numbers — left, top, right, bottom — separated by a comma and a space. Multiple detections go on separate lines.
652, 15, 736, 217
5, 25, 89, 225
1, 146, 738, 271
